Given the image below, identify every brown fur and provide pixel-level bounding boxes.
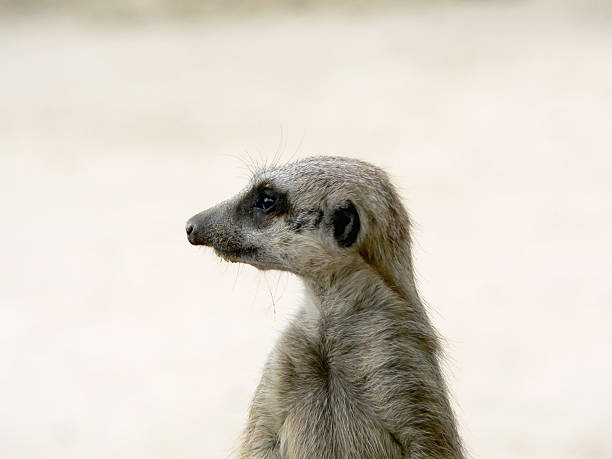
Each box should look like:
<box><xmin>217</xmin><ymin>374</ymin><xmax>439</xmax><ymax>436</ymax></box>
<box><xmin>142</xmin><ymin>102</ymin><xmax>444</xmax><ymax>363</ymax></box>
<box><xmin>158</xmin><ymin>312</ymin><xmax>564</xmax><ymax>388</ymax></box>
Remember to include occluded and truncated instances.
<box><xmin>186</xmin><ymin>157</ymin><xmax>464</xmax><ymax>458</ymax></box>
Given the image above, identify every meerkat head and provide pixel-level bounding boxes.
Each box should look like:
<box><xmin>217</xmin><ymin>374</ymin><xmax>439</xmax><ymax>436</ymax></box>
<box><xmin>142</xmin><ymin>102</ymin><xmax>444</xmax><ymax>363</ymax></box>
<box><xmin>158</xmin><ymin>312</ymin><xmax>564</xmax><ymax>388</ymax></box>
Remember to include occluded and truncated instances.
<box><xmin>186</xmin><ymin>157</ymin><xmax>415</xmax><ymax>295</ymax></box>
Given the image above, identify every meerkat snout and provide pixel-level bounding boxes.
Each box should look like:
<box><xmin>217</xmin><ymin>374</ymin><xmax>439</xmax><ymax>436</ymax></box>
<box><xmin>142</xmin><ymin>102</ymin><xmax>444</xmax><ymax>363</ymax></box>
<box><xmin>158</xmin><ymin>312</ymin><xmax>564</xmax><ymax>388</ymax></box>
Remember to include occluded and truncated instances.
<box><xmin>185</xmin><ymin>207</ymin><xmax>215</xmax><ymax>246</ymax></box>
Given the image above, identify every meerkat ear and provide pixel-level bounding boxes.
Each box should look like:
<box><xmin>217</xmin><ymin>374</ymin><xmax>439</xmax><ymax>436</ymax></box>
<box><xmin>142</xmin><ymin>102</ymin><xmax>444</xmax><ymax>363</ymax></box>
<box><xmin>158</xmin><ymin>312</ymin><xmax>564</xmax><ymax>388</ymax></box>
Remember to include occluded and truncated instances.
<box><xmin>332</xmin><ymin>201</ymin><xmax>360</xmax><ymax>247</ymax></box>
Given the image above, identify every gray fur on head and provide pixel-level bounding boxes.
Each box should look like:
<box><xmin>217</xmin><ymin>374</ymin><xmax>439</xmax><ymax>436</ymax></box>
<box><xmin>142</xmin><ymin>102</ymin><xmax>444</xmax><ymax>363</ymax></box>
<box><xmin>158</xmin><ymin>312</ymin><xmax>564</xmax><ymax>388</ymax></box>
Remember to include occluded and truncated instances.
<box><xmin>187</xmin><ymin>156</ymin><xmax>465</xmax><ymax>458</ymax></box>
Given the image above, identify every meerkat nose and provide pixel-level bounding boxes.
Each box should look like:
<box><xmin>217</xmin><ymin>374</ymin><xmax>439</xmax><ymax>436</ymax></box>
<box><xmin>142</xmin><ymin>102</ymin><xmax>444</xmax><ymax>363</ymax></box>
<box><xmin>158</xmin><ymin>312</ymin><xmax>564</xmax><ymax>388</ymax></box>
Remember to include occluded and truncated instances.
<box><xmin>186</xmin><ymin>209</ymin><xmax>216</xmax><ymax>246</ymax></box>
<box><xmin>185</xmin><ymin>219</ymin><xmax>199</xmax><ymax>244</ymax></box>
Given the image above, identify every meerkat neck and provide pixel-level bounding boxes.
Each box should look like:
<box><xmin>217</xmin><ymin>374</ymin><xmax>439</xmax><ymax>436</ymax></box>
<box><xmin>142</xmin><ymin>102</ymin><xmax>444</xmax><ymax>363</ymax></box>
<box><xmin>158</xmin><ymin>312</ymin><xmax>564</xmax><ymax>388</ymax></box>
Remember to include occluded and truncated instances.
<box><xmin>303</xmin><ymin>261</ymin><xmax>414</xmax><ymax>317</ymax></box>
<box><xmin>302</xmin><ymin>259</ymin><xmax>442</xmax><ymax>363</ymax></box>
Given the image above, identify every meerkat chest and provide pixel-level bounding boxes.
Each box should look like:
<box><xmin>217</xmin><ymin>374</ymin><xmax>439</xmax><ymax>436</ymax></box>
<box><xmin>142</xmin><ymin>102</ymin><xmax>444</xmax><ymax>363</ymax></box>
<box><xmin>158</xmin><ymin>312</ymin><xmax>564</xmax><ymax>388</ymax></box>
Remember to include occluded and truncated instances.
<box><xmin>266</xmin><ymin>312</ymin><xmax>403</xmax><ymax>458</ymax></box>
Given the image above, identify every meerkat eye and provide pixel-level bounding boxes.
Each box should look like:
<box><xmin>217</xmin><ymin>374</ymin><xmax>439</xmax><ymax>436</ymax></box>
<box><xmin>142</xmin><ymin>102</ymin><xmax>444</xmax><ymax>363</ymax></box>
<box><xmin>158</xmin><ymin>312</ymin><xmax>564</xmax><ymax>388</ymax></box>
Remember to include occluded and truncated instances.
<box><xmin>261</xmin><ymin>196</ymin><xmax>275</xmax><ymax>210</ymax></box>
<box><xmin>255</xmin><ymin>188</ymin><xmax>278</xmax><ymax>213</ymax></box>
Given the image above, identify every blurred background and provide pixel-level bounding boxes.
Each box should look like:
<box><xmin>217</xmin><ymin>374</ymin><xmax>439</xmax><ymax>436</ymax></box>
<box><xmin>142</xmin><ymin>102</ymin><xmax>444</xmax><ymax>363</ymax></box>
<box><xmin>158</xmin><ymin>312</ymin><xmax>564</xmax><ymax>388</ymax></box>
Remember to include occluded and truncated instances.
<box><xmin>2</xmin><ymin>0</ymin><xmax>611</xmax><ymax>457</ymax></box>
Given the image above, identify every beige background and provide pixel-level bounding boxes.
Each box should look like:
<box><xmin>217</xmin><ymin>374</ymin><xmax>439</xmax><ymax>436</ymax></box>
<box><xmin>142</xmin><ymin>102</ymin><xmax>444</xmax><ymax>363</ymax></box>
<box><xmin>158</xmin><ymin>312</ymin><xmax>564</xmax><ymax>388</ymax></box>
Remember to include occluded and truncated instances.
<box><xmin>2</xmin><ymin>1</ymin><xmax>612</xmax><ymax>457</ymax></box>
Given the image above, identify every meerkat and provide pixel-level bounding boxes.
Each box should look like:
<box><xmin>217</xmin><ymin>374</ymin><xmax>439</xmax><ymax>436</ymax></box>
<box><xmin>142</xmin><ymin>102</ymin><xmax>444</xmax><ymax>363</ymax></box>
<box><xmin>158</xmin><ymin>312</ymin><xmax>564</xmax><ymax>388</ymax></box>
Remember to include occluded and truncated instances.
<box><xmin>186</xmin><ymin>156</ymin><xmax>464</xmax><ymax>458</ymax></box>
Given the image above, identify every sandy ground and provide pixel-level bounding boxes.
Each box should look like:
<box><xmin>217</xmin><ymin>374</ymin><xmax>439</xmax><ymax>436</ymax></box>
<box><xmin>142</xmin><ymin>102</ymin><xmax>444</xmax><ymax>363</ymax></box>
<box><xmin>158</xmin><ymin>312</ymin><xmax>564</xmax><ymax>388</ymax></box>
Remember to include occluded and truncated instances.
<box><xmin>1</xmin><ymin>1</ymin><xmax>612</xmax><ymax>457</ymax></box>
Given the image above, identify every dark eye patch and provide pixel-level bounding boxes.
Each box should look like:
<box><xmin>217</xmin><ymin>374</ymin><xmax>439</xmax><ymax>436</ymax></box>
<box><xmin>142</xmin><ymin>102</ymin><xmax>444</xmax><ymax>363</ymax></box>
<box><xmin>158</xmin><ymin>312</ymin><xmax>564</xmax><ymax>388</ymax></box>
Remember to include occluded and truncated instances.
<box><xmin>252</xmin><ymin>185</ymin><xmax>288</xmax><ymax>218</ymax></box>
<box><xmin>235</xmin><ymin>184</ymin><xmax>288</xmax><ymax>228</ymax></box>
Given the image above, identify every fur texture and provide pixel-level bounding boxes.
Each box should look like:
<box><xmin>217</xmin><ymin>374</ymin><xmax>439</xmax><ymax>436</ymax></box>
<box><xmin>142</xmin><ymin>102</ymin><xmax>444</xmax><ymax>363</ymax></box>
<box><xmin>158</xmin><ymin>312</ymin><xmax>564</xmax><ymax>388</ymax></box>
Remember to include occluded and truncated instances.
<box><xmin>186</xmin><ymin>157</ymin><xmax>464</xmax><ymax>458</ymax></box>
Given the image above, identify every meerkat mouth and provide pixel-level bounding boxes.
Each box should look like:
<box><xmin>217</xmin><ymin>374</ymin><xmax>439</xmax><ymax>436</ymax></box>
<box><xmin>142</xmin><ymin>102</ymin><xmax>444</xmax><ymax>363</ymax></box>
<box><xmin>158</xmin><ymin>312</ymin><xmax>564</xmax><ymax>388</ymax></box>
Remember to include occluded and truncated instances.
<box><xmin>214</xmin><ymin>246</ymin><xmax>258</xmax><ymax>263</ymax></box>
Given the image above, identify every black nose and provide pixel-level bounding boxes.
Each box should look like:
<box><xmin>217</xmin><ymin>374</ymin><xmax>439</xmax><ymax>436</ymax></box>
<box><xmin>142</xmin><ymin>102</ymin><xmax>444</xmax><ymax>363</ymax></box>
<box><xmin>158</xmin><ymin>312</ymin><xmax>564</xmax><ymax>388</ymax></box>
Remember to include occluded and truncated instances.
<box><xmin>186</xmin><ymin>210</ymin><xmax>214</xmax><ymax>246</ymax></box>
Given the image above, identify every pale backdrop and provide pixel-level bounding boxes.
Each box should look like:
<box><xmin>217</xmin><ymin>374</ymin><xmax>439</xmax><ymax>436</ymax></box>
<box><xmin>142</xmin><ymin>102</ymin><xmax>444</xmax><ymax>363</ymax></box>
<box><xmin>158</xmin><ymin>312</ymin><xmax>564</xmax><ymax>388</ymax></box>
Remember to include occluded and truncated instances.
<box><xmin>2</xmin><ymin>1</ymin><xmax>611</xmax><ymax>457</ymax></box>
